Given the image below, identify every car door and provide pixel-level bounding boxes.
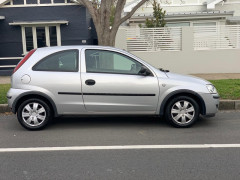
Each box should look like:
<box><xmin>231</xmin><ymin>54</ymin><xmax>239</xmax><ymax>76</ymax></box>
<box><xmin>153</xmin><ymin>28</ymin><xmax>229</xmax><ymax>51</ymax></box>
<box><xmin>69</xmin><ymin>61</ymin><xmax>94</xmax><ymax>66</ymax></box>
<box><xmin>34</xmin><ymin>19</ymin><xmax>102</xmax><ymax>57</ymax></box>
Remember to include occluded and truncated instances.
<box><xmin>30</xmin><ymin>49</ymin><xmax>85</xmax><ymax>115</ymax></box>
<box><xmin>80</xmin><ymin>48</ymin><xmax>159</xmax><ymax>114</ymax></box>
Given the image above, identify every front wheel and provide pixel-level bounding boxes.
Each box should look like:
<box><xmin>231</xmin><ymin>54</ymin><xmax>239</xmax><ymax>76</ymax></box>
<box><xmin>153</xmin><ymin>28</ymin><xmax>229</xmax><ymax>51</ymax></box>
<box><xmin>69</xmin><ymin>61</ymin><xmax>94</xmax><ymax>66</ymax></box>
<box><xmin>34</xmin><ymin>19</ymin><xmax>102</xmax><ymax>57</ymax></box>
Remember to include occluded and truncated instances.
<box><xmin>17</xmin><ymin>98</ymin><xmax>52</xmax><ymax>130</ymax></box>
<box><xmin>165</xmin><ymin>96</ymin><xmax>200</xmax><ymax>128</ymax></box>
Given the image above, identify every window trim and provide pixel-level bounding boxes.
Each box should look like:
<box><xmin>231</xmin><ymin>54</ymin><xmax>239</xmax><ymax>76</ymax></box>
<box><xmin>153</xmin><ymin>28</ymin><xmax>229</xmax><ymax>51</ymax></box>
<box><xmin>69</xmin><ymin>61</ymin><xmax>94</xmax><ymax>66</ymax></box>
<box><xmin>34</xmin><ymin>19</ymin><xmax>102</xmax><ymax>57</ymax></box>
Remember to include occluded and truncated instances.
<box><xmin>84</xmin><ymin>49</ymin><xmax>153</xmax><ymax>76</ymax></box>
<box><xmin>85</xmin><ymin>71</ymin><xmax>153</xmax><ymax>76</ymax></box>
<box><xmin>21</xmin><ymin>25</ymin><xmax>61</xmax><ymax>55</ymax></box>
<box><xmin>32</xmin><ymin>49</ymin><xmax>79</xmax><ymax>72</ymax></box>
<box><xmin>1</xmin><ymin>0</ymin><xmax>78</xmax><ymax>8</ymax></box>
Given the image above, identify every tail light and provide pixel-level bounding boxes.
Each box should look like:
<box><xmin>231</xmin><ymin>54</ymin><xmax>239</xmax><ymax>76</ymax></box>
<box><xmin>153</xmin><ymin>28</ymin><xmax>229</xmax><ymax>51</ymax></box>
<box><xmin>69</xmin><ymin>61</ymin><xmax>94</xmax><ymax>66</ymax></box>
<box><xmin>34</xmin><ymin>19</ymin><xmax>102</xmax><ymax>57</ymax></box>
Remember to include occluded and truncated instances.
<box><xmin>13</xmin><ymin>49</ymin><xmax>36</xmax><ymax>74</ymax></box>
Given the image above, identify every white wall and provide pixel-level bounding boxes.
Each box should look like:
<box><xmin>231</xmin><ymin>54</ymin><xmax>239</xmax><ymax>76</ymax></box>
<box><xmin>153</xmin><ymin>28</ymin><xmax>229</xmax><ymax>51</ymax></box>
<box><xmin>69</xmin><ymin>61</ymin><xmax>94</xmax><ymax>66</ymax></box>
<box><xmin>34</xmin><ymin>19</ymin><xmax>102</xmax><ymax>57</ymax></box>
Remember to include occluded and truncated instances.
<box><xmin>131</xmin><ymin>50</ymin><xmax>240</xmax><ymax>74</ymax></box>
<box><xmin>115</xmin><ymin>27</ymin><xmax>240</xmax><ymax>74</ymax></box>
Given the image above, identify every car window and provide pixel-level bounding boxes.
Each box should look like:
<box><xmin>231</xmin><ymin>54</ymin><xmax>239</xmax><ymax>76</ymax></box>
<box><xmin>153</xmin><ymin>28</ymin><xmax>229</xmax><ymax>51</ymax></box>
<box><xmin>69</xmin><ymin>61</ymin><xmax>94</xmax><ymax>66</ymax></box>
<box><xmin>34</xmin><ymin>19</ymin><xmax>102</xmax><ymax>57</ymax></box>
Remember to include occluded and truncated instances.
<box><xmin>85</xmin><ymin>49</ymin><xmax>142</xmax><ymax>75</ymax></box>
<box><xmin>33</xmin><ymin>50</ymin><xmax>78</xmax><ymax>72</ymax></box>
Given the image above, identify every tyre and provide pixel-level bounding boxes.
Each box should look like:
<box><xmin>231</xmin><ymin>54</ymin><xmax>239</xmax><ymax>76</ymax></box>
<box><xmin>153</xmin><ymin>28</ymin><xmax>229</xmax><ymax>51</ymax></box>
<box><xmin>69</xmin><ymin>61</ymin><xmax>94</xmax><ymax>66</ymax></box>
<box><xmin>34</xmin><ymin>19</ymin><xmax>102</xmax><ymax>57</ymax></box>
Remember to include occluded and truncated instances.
<box><xmin>17</xmin><ymin>98</ymin><xmax>52</xmax><ymax>130</ymax></box>
<box><xmin>165</xmin><ymin>96</ymin><xmax>200</xmax><ymax>128</ymax></box>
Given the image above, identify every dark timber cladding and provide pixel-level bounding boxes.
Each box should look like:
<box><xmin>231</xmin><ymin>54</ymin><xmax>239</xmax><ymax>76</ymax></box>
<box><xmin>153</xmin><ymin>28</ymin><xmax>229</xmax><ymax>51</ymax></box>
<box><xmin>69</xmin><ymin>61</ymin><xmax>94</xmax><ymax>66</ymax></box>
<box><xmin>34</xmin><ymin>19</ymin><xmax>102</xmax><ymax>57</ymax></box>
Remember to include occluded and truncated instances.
<box><xmin>0</xmin><ymin>5</ymin><xmax>97</xmax><ymax>75</ymax></box>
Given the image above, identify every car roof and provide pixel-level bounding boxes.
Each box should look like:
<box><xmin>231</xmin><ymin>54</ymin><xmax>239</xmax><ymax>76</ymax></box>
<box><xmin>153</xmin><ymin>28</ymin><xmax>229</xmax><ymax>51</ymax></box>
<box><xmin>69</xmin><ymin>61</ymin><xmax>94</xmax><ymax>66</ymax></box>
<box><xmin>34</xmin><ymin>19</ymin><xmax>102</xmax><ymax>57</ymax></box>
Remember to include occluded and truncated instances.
<box><xmin>37</xmin><ymin>45</ymin><xmax>118</xmax><ymax>51</ymax></box>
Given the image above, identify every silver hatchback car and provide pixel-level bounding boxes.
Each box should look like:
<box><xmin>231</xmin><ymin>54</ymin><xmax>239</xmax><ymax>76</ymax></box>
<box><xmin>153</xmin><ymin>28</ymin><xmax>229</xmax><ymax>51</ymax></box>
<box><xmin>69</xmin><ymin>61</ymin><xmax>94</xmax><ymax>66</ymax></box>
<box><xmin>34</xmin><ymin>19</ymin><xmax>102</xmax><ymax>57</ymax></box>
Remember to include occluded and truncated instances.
<box><xmin>7</xmin><ymin>46</ymin><xmax>219</xmax><ymax>130</ymax></box>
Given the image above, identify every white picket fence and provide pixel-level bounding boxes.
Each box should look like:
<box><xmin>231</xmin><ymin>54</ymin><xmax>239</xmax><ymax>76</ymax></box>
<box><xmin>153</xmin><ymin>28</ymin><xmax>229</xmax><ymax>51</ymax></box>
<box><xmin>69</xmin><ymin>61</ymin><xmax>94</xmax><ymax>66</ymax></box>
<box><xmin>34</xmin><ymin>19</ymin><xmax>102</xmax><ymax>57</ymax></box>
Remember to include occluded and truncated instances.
<box><xmin>125</xmin><ymin>25</ymin><xmax>240</xmax><ymax>51</ymax></box>
<box><xmin>193</xmin><ymin>25</ymin><xmax>240</xmax><ymax>50</ymax></box>
<box><xmin>126</xmin><ymin>27</ymin><xmax>182</xmax><ymax>51</ymax></box>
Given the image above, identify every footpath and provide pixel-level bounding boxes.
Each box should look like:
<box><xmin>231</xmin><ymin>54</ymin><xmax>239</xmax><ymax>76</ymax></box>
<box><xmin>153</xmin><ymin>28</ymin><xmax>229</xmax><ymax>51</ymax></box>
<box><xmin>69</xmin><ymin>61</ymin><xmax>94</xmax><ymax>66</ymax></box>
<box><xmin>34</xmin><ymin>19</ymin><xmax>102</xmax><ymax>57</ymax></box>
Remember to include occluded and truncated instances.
<box><xmin>191</xmin><ymin>73</ymin><xmax>240</xmax><ymax>80</ymax></box>
<box><xmin>1</xmin><ymin>74</ymin><xmax>240</xmax><ymax>113</ymax></box>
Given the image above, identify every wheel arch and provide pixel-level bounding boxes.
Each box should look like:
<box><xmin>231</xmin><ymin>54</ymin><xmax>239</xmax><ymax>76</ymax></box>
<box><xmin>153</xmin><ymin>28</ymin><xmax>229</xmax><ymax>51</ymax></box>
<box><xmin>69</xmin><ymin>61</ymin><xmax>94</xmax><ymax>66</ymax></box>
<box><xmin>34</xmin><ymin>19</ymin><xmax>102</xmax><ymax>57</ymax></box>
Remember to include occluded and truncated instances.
<box><xmin>12</xmin><ymin>91</ymin><xmax>58</xmax><ymax>117</ymax></box>
<box><xmin>159</xmin><ymin>90</ymin><xmax>206</xmax><ymax>117</ymax></box>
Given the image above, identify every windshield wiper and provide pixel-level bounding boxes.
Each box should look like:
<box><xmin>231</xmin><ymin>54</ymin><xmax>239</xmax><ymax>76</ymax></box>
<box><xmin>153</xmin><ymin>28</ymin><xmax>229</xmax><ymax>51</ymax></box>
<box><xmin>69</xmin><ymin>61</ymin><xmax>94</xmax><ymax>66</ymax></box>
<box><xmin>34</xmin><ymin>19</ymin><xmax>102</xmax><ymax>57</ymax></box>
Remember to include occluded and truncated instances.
<box><xmin>159</xmin><ymin>68</ymin><xmax>169</xmax><ymax>73</ymax></box>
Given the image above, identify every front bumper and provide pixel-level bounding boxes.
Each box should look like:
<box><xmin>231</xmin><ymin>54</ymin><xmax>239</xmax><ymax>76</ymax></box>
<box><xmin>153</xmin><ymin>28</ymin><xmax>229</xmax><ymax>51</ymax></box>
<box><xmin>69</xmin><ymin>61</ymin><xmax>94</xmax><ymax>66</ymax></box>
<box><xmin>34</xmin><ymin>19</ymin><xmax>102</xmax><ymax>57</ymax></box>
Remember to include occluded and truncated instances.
<box><xmin>200</xmin><ymin>93</ymin><xmax>220</xmax><ymax>116</ymax></box>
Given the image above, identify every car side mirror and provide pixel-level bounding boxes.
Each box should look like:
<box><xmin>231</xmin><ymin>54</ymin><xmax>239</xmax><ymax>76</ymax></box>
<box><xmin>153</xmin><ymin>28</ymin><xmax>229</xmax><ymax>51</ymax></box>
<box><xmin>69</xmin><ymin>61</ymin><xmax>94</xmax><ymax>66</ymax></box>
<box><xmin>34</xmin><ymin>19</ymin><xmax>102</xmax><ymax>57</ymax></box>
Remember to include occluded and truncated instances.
<box><xmin>138</xmin><ymin>66</ymin><xmax>152</xmax><ymax>76</ymax></box>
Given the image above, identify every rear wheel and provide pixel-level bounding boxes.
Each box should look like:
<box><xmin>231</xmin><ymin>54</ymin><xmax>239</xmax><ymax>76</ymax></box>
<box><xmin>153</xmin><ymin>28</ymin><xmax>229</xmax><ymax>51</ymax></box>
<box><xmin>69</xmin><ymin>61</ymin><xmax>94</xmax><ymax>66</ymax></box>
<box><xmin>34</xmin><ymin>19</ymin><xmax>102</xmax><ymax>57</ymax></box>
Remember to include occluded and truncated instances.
<box><xmin>17</xmin><ymin>98</ymin><xmax>52</xmax><ymax>130</ymax></box>
<box><xmin>165</xmin><ymin>96</ymin><xmax>200</xmax><ymax>128</ymax></box>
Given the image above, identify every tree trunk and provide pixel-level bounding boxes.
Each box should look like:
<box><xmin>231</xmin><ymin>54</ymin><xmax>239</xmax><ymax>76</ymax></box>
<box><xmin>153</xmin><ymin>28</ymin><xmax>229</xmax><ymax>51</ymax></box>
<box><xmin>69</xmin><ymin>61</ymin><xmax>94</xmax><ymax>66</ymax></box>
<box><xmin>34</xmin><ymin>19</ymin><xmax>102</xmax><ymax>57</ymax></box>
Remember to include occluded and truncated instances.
<box><xmin>79</xmin><ymin>0</ymin><xmax>149</xmax><ymax>47</ymax></box>
<box><xmin>96</xmin><ymin>28</ymin><xmax>117</xmax><ymax>47</ymax></box>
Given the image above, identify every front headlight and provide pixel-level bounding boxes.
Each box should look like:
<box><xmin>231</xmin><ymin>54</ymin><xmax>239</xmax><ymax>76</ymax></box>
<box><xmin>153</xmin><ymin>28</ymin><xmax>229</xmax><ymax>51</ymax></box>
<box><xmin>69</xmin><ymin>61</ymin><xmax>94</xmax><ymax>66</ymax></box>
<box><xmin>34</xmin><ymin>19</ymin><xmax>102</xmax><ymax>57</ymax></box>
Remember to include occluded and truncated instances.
<box><xmin>206</xmin><ymin>84</ymin><xmax>217</xmax><ymax>94</ymax></box>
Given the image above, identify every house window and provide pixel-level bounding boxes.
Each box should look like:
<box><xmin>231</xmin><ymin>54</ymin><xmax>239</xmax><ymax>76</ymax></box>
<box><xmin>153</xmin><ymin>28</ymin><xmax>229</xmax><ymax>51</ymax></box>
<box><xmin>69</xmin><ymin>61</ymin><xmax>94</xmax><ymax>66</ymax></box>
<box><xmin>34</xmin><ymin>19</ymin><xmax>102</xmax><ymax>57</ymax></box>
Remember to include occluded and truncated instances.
<box><xmin>40</xmin><ymin>0</ymin><xmax>51</xmax><ymax>3</ymax></box>
<box><xmin>27</xmin><ymin>0</ymin><xmax>38</xmax><ymax>4</ymax></box>
<box><xmin>54</xmin><ymin>0</ymin><xmax>65</xmax><ymax>3</ymax></box>
<box><xmin>3</xmin><ymin>0</ymin><xmax>77</xmax><ymax>6</ymax></box>
<box><xmin>25</xmin><ymin>27</ymin><xmax>34</xmax><ymax>51</ymax></box>
<box><xmin>36</xmin><ymin>27</ymin><xmax>47</xmax><ymax>47</ymax></box>
<box><xmin>166</xmin><ymin>22</ymin><xmax>190</xmax><ymax>27</ymax></box>
<box><xmin>21</xmin><ymin>25</ymin><xmax>61</xmax><ymax>54</ymax></box>
<box><xmin>193</xmin><ymin>22</ymin><xmax>217</xmax><ymax>26</ymax></box>
<box><xmin>13</xmin><ymin>0</ymin><xmax>24</xmax><ymax>5</ymax></box>
<box><xmin>49</xmin><ymin>26</ymin><xmax>57</xmax><ymax>46</ymax></box>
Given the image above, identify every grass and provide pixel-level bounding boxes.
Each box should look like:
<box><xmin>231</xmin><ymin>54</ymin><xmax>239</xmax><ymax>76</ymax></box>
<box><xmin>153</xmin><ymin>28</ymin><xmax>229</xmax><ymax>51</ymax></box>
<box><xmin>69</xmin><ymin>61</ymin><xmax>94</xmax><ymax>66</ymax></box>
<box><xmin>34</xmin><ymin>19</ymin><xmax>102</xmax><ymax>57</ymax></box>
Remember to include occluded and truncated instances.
<box><xmin>210</xmin><ymin>79</ymin><xmax>240</xmax><ymax>100</ymax></box>
<box><xmin>0</xmin><ymin>84</ymin><xmax>11</xmax><ymax>104</ymax></box>
<box><xmin>0</xmin><ymin>79</ymin><xmax>239</xmax><ymax>104</ymax></box>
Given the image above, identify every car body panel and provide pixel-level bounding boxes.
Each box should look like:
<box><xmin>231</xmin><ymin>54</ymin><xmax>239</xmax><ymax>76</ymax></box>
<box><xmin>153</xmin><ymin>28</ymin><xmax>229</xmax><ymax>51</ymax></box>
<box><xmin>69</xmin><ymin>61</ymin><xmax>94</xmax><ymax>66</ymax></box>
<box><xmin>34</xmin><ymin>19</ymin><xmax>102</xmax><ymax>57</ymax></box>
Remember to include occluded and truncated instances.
<box><xmin>81</xmin><ymin>72</ymin><xmax>159</xmax><ymax>114</ymax></box>
<box><xmin>80</xmin><ymin>47</ymin><xmax>160</xmax><ymax>114</ymax></box>
<box><xmin>9</xmin><ymin>47</ymin><xmax>86</xmax><ymax>115</ymax></box>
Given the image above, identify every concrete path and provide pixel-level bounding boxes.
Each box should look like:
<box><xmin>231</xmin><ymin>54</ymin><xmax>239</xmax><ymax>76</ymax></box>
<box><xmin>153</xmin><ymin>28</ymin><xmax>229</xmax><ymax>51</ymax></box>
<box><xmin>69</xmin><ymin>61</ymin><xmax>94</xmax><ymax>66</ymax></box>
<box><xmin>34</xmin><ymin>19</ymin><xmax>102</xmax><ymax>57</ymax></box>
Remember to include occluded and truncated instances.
<box><xmin>1</xmin><ymin>73</ymin><xmax>240</xmax><ymax>84</ymax></box>
<box><xmin>191</xmin><ymin>73</ymin><xmax>240</xmax><ymax>80</ymax></box>
<box><xmin>0</xmin><ymin>76</ymin><xmax>11</xmax><ymax>84</ymax></box>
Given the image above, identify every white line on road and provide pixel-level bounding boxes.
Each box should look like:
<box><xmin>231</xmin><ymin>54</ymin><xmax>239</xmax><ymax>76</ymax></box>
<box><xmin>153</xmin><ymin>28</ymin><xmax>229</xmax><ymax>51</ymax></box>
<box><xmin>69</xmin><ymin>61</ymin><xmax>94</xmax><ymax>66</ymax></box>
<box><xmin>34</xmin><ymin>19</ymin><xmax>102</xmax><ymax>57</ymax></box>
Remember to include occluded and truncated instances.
<box><xmin>1</xmin><ymin>144</ymin><xmax>240</xmax><ymax>152</ymax></box>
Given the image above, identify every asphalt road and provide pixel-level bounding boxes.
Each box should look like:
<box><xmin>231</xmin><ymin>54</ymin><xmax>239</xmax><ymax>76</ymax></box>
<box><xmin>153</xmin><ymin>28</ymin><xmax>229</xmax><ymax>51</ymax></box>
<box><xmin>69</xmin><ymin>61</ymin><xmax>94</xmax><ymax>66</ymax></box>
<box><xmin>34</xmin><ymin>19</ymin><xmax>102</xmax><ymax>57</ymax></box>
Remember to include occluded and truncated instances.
<box><xmin>0</xmin><ymin>111</ymin><xmax>240</xmax><ymax>180</ymax></box>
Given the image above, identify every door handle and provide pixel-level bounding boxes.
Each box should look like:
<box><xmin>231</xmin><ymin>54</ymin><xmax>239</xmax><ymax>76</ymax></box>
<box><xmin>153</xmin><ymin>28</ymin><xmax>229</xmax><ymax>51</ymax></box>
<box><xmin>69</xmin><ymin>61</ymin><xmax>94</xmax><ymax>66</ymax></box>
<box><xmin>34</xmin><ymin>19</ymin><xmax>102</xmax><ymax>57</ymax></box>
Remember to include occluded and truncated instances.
<box><xmin>85</xmin><ymin>79</ymin><xmax>96</xmax><ymax>86</ymax></box>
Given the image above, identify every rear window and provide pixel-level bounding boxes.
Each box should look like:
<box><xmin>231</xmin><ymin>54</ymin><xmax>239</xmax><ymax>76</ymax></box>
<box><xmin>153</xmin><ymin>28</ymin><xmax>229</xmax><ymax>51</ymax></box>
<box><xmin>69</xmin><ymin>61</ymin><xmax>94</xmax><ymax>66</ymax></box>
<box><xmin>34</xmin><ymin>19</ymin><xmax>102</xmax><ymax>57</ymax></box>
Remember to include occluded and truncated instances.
<box><xmin>33</xmin><ymin>50</ymin><xmax>78</xmax><ymax>72</ymax></box>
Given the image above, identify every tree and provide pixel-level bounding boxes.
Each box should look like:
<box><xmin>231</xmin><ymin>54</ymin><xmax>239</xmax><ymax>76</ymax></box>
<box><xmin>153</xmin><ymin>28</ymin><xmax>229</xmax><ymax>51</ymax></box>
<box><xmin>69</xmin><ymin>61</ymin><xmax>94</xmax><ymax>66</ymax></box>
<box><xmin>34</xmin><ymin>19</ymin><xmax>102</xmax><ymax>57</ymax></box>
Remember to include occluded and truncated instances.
<box><xmin>145</xmin><ymin>0</ymin><xmax>166</xmax><ymax>28</ymax></box>
<box><xmin>75</xmin><ymin>0</ymin><xmax>149</xmax><ymax>46</ymax></box>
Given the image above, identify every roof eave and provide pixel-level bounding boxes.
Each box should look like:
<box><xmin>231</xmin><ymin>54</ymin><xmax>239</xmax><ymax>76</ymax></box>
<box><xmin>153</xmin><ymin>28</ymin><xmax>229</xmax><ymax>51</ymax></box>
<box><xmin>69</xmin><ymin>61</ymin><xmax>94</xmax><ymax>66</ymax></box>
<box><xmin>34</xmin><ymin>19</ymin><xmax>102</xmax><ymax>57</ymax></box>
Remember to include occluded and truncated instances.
<box><xmin>130</xmin><ymin>11</ymin><xmax>234</xmax><ymax>22</ymax></box>
<box><xmin>0</xmin><ymin>0</ymin><xmax>10</xmax><ymax>6</ymax></box>
<box><xmin>9</xmin><ymin>20</ymin><xmax>69</xmax><ymax>26</ymax></box>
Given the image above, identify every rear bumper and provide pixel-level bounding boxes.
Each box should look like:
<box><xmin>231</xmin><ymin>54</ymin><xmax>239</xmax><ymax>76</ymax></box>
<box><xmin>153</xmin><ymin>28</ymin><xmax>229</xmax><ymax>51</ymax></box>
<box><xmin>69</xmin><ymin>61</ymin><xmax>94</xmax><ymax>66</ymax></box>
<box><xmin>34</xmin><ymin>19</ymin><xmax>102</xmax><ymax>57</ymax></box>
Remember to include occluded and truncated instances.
<box><xmin>7</xmin><ymin>88</ymin><xmax>31</xmax><ymax>113</ymax></box>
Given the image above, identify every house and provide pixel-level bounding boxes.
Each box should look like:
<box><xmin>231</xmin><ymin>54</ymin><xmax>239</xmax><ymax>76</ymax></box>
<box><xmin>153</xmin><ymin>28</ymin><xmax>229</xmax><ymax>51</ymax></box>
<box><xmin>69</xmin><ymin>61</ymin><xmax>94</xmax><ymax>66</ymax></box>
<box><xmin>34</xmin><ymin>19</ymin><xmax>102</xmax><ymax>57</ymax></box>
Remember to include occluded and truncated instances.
<box><xmin>124</xmin><ymin>0</ymin><xmax>240</xmax><ymax>27</ymax></box>
<box><xmin>0</xmin><ymin>0</ymin><xmax>97</xmax><ymax>75</ymax></box>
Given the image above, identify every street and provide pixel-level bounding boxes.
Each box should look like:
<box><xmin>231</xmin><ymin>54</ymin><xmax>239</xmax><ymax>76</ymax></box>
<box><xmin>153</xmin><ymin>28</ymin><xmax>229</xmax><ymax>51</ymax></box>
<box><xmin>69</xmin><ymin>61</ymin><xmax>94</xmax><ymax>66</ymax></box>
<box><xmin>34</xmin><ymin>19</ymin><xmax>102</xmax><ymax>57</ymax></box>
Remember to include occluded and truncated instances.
<box><xmin>0</xmin><ymin>111</ymin><xmax>240</xmax><ymax>179</ymax></box>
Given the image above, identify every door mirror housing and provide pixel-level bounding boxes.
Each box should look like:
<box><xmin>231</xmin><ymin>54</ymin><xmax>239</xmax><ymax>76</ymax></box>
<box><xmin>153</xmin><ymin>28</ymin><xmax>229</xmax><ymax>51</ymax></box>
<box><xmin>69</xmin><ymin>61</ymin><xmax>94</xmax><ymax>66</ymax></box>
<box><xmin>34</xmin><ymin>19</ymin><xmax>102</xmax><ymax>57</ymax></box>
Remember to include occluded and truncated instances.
<box><xmin>138</xmin><ymin>66</ymin><xmax>152</xmax><ymax>76</ymax></box>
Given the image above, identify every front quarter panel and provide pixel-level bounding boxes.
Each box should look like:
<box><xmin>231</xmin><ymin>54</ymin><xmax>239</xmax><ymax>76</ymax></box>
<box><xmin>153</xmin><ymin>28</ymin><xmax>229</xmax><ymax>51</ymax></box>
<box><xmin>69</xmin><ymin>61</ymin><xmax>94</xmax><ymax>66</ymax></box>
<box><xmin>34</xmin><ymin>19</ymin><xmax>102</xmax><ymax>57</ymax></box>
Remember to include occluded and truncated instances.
<box><xmin>157</xmin><ymin>77</ymin><xmax>219</xmax><ymax>116</ymax></box>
